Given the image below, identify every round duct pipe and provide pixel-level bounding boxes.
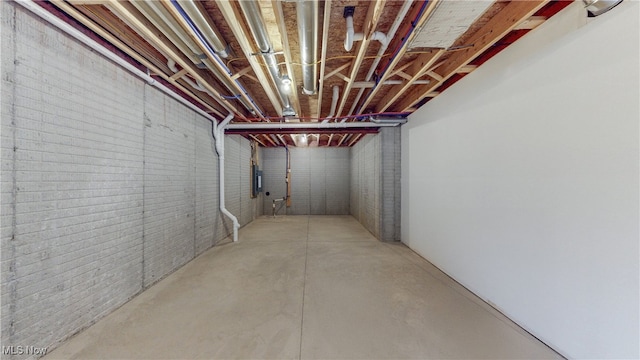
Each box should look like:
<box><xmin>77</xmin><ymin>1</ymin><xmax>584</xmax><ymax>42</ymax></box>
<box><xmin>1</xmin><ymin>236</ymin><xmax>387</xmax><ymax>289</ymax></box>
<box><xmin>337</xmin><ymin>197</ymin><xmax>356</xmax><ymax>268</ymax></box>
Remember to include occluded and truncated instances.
<box><xmin>583</xmin><ymin>0</ymin><xmax>623</xmax><ymax>16</ymax></box>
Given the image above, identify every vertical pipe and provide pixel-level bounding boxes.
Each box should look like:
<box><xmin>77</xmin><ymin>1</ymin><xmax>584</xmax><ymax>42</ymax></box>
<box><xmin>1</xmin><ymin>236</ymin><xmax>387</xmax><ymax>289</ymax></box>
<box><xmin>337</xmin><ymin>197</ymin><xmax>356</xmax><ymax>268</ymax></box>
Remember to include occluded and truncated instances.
<box><xmin>215</xmin><ymin>114</ymin><xmax>240</xmax><ymax>242</ymax></box>
<box><xmin>285</xmin><ymin>146</ymin><xmax>292</xmax><ymax>207</ymax></box>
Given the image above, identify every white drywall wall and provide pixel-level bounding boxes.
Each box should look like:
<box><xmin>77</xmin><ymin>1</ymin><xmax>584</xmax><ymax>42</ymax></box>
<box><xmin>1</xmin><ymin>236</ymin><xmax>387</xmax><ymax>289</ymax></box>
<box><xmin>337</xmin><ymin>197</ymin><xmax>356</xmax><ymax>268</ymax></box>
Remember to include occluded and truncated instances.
<box><xmin>402</xmin><ymin>2</ymin><xmax>639</xmax><ymax>358</ymax></box>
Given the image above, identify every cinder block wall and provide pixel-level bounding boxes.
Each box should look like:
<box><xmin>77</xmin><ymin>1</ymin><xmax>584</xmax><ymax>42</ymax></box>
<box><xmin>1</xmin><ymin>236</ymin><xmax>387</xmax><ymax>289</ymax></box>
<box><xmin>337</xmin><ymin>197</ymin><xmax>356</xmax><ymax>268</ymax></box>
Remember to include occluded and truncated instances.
<box><xmin>261</xmin><ymin>147</ymin><xmax>349</xmax><ymax>215</ymax></box>
<box><xmin>0</xmin><ymin>3</ymin><xmax>260</xmax><ymax>358</ymax></box>
<box><xmin>350</xmin><ymin>128</ymin><xmax>401</xmax><ymax>241</ymax></box>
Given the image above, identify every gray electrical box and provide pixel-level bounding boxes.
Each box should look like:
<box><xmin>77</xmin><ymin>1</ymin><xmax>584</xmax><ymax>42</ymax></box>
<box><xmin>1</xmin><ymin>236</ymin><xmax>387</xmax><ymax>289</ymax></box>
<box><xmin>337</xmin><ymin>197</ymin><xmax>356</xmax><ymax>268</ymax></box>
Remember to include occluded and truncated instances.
<box><xmin>252</xmin><ymin>165</ymin><xmax>262</xmax><ymax>197</ymax></box>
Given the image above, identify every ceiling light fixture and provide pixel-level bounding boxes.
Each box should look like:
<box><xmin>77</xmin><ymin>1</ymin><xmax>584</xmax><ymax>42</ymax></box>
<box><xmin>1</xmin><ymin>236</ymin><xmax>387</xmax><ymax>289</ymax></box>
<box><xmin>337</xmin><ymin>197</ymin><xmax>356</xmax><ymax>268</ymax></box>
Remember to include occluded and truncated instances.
<box><xmin>281</xmin><ymin>74</ymin><xmax>292</xmax><ymax>94</ymax></box>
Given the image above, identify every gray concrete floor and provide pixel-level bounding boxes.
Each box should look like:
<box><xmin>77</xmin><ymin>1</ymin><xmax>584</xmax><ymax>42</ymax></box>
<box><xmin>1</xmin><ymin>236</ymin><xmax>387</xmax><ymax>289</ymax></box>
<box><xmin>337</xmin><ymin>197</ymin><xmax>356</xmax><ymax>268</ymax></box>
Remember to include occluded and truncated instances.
<box><xmin>45</xmin><ymin>215</ymin><xmax>562</xmax><ymax>359</ymax></box>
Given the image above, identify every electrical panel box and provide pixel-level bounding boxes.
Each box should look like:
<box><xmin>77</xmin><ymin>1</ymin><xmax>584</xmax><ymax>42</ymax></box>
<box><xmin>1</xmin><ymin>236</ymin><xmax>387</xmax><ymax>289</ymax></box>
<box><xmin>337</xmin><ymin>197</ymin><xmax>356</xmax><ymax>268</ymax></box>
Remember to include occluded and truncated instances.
<box><xmin>252</xmin><ymin>164</ymin><xmax>262</xmax><ymax>197</ymax></box>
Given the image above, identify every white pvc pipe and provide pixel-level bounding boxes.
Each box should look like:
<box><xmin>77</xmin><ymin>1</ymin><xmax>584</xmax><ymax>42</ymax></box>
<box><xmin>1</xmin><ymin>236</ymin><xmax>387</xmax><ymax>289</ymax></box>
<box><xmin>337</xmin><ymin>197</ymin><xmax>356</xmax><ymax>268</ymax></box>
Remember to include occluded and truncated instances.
<box><xmin>17</xmin><ymin>0</ymin><xmax>241</xmax><ymax>243</ymax></box>
<box><xmin>344</xmin><ymin>16</ymin><xmax>364</xmax><ymax>51</ymax></box>
<box><xmin>214</xmin><ymin>114</ymin><xmax>240</xmax><ymax>243</ymax></box>
<box><xmin>321</xmin><ymin>85</ymin><xmax>340</xmax><ymax>123</ymax></box>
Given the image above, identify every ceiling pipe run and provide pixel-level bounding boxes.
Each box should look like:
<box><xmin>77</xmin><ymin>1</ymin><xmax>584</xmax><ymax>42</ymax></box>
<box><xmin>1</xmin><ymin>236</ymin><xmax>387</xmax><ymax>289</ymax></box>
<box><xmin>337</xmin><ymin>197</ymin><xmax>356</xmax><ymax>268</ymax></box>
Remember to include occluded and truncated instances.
<box><xmin>177</xmin><ymin>0</ymin><xmax>229</xmax><ymax>58</ymax></box>
<box><xmin>169</xmin><ymin>0</ymin><xmax>265</xmax><ymax>117</ymax></box>
<box><xmin>239</xmin><ymin>0</ymin><xmax>296</xmax><ymax>116</ymax></box>
<box><xmin>297</xmin><ymin>0</ymin><xmax>319</xmax><ymax>95</ymax></box>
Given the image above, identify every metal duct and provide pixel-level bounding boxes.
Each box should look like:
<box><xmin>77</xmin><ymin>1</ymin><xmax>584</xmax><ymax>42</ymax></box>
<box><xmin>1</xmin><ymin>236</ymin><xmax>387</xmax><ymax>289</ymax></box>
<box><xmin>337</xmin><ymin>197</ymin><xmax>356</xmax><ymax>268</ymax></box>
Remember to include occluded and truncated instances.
<box><xmin>238</xmin><ymin>1</ymin><xmax>295</xmax><ymax>116</ymax></box>
<box><xmin>297</xmin><ymin>0</ymin><xmax>319</xmax><ymax>95</ymax></box>
<box><xmin>583</xmin><ymin>0</ymin><xmax>624</xmax><ymax>16</ymax></box>
<box><xmin>178</xmin><ymin>0</ymin><xmax>229</xmax><ymax>58</ymax></box>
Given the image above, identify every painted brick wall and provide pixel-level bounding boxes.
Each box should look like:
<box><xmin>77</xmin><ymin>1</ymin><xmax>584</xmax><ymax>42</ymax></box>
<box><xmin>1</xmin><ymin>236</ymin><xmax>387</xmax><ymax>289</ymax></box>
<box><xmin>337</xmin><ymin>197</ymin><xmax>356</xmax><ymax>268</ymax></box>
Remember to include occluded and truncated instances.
<box><xmin>1</xmin><ymin>3</ymin><xmax>145</xmax><ymax>353</ymax></box>
<box><xmin>142</xmin><ymin>86</ymin><xmax>196</xmax><ymax>287</ymax></box>
<box><xmin>350</xmin><ymin>134</ymin><xmax>380</xmax><ymax>237</ymax></box>
<box><xmin>350</xmin><ymin>128</ymin><xmax>401</xmax><ymax>241</ymax></box>
<box><xmin>0</xmin><ymin>4</ymin><xmax>260</xmax><ymax>358</ymax></box>
<box><xmin>195</xmin><ymin>116</ymin><xmax>219</xmax><ymax>255</ymax></box>
<box><xmin>261</xmin><ymin>147</ymin><xmax>350</xmax><ymax>215</ymax></box>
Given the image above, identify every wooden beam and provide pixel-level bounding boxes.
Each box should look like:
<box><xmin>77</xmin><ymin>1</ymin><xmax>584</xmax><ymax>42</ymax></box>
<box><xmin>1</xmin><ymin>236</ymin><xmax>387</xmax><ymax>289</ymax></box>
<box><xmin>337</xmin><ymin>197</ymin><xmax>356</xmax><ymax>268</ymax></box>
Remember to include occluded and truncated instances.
<box><xmin>263</xmin><ymin>134</ymin><xmax>277</xmax><ymax>147</ymax></box>
<box><xmin>457</xmin><ymin>65</ymin><xmax>477</xmax><ymax>74</ymax></box>
<box><xmin>334</xmin><ymin>72</ymin><xmax>351</xmax><ymax>84</ymax></box>
<box><xmin>394</xmin><ymin>0</ymin><xmax>549</xmax><ymax>111</ymax></box>
<box><xmin>231</xmin><ymin>66</ymin><xmax>253</xmax><ymax>80</ymax></box>
<box><xmin>375</xmin><ymin>49</ymin><xmax>444</xmax><ymax>112</ymax></box>
<box><xmin>337</xmin><ymin>134</ymin><xmax>350</xmax><ymax>146</ymax></box>
<box><xmin>53</xmin><ymin>0</ymin><xmax>229</xmax><ymax>118</ymax></box>
<box><xmin>514</xmin><ymin>15</ymin><xmax>547</xmax><ymax>30</ymax></box>
<box><xmin>356</xmin><ymin>0</ymin><xmax>442</xmax><ymax>113</ymax></box>
<box><xmin>348</xmin><ymin>133</ymin><xmax>362</xmax><ymax>146</ymax></box>
<box><xmin>316</xmin><ymin>0</ymin><xmax>332</xmax><ymax>118</ymax></box>
<box><xmin>396</xmin><ymin>71</ymin><xmax>413</xmax><ymax>81</ymax></box>
<box><xmin>425</xmin><ymin>70</ymin><xmax>443</xmax><ymax>82</ymax></box>
<box><xmin>277</xmin><ymin>134</ymin><xmax>286</xmax><ymax>146</ymax></box>
<box><xmin>249</xmin><ymin>134</ymin><xmax>267</xmax><ymax>147</ymax></box>
<box><xmin>106</xmin><ymin>1</ymin><xmax>247</xmax><ymax>119</ymax></box>
<box><xmin>324</xmin><ymin>63</ymin><xmax>351</xmax><ymax>81</ymax></box>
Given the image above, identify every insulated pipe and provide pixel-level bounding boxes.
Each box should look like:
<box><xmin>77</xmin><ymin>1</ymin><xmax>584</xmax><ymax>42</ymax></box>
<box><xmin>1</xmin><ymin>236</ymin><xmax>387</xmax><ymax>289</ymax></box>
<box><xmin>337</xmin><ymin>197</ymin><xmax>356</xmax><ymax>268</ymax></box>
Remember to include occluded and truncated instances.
<box><xmin>344</xmin><ymin>15</ymin><xmax>364</xmax><ymax>51</ymax></box>
<box><xmin>170</xmin><ymin>0</ymin><xmax>265</xmax><ymax>117</ymax></box>
<box><xmin>17</xmin><ymin>0</ymin><xmax>242</xmax><ymax>244</ymax></box>
<box><xmin>297</xmin><ymin>0</ymin><xmax>319</xmax><ymax>94</ymax></box>
<box><xmin>130</xmin><ymin>1</ymin><xmax>204</xmax><ymax>64</ymax></box>
<box><xmin>239</xmin><ymin>1</ymin><xmax>293</xmax><ymax>113</ymax></box>
<box><xmin>321</xmin><ymin>85</ymin><xmax>340</xmax><ymax>123</ymax></box>
<box><xmin>214</xmin><ymin>114</ymin><xmax>241</xmax><ymax>243</ymax></box>
<box><xmin>178</xmin><ymin>0</ymin><xmax>229</xmax><ymax>58</ymax></box>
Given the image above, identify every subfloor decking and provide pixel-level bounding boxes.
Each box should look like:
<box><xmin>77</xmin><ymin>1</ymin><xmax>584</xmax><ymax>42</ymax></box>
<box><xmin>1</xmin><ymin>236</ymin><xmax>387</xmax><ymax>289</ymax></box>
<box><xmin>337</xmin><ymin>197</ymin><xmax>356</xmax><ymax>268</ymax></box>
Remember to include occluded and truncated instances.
<box><xmin>45</xmin><ymin>215</ymin><xmax>561</xmax><ymax>359</ymax></box>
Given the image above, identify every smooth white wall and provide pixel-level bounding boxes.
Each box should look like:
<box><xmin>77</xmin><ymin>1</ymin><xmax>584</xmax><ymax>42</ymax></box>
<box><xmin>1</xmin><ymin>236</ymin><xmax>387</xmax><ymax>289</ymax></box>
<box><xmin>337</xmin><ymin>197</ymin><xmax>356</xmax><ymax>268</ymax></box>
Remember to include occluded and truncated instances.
<box><xmin>402</xmin><ymin>2</ymin><xmax>639</xmax><ymax>358</ymax></box>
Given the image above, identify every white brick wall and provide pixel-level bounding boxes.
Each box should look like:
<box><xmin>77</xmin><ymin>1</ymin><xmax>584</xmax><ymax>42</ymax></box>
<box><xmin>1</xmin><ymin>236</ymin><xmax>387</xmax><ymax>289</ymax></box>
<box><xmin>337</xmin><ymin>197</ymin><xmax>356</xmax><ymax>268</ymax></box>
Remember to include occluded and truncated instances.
<box><xmin>195</xmin><ymin>115</ymin><xmax>218</xmax><ymax>254</ymax></box>
<box><xmin>142</xmin><ymin>86</ymin><xmax>195</xmax><ymax>287</ymax></box>
<box><xmin>350</xmin><ymin>128</ymin><xmax>401</xmax><ymax>241</ymax></box>
<box><xmin>2</xmin><ymin>3</ymin><xmax>144</xmax><ymax>353</ymax></box>
<box><xmin>0</xmin><ymin>3</ymin><xmax>261</xmax><ymax>358</ymax></box>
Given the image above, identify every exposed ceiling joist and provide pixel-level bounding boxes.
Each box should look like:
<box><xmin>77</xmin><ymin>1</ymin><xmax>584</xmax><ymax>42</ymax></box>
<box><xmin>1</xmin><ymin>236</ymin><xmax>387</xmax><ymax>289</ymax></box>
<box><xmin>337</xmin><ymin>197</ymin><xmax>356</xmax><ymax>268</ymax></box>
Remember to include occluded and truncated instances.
<box><xmin>50</xmin><ymin>0</ymin><xmax>229</xmax><ymax>119</ymax></box>
<box><xmin>355</xmin><ymin>0</ymin><xmax>442</xmax><ymax>114</ymax></box>
<box><xmin>214</xmin><ymin>0</ymin><xmax>283</xmax><ymax>117</ymax></box>
<box><xmin>376</xmin><ymin>49</ymin><xmax>445</xmax><ymax>113</ymax></box>
<box><xmin>395</xmin><ymin>0</ymin><xmax>549</xmax><ymax>112</ymax></box>
<box><xmin>106</xmin><ymin>0</ymin><xmax>251</xmax><ymax>119</ymax></box>
<box><xmin>272</xmin><ymin>0</ymin><xmax>302</xmax><ymax>117</ymax></box>
<box><xmin>335</xmin><ymin>0</ymin><xmax>385</xmax><ymax>118</ymax></box>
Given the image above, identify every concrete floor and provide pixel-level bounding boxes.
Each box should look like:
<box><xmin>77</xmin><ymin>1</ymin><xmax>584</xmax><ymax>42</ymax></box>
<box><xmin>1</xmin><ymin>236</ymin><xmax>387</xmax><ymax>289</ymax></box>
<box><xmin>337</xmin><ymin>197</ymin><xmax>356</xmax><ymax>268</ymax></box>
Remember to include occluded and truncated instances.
<box><xmin>45</xmin><ymin>215</ymin><xmax>562</xmax><ymax>359</ymax></box>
